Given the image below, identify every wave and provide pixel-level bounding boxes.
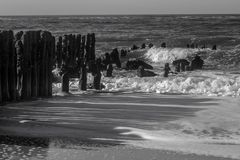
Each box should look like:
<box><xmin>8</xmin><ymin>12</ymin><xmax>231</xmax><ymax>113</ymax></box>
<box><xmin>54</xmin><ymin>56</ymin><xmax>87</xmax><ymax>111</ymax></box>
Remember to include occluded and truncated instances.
<box><xmin>144</xmin><ymin>47</ymin><xmax>200</xmax><ymax>63</ymax></box>
<box><xmin>52</xmin><ymin>70</ymin><xmax>240</xmax><ymax>97</ymax></box>
<box><xmin>143</xmin><ymin>46</ymin><xmax>240</xmax><ymax>68</ymax></box>
<box><xmin>102</xmin><ymin>71</ymin><xmax>240</xmax><ymax>97</ymax></box>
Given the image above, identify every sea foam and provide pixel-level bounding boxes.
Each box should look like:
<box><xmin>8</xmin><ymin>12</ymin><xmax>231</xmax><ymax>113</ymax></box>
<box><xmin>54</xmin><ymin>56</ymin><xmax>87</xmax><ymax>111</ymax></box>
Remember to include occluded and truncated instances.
<box><xmin>144</xmin><ymin>47</ymin><xmax>201</xmax><ymax>63</ymax></box>
<box><xmin>101</xmin><ymin>70</ymin><xmax>240</xmax><ymax>97</ymax></box>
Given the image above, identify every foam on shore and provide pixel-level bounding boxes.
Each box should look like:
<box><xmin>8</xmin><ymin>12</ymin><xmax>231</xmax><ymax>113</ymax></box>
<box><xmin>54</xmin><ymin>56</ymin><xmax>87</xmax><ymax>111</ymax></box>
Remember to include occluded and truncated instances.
<box><xmin>114</xmin><ymin>97</ymin><xmax>240</xmax><ymax>159</ymax></box>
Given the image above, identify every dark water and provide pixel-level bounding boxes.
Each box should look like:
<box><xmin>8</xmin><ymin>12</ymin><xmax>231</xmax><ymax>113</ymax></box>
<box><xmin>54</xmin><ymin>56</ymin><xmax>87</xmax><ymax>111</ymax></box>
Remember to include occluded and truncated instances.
<box><xmin>1</xmin><ymin>15</ymin><xmax>240</xmax><ymax>53</ymax></box>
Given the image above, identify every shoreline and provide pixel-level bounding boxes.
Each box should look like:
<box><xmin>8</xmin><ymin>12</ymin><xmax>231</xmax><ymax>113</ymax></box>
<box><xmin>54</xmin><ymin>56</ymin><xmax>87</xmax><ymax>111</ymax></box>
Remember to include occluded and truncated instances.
<box><xmin>0</xmin><ymin>93</ymin><xmax>240</xmax><ymax>159</ymax></box>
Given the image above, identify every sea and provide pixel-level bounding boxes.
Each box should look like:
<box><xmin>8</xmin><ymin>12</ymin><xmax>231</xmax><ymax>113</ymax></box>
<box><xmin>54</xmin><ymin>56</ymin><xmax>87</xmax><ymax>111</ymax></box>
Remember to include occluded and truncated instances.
<box><xmin>1</xmin><ymin>15</ymin><xmax>240</xmax><ymax>96</ymax></box>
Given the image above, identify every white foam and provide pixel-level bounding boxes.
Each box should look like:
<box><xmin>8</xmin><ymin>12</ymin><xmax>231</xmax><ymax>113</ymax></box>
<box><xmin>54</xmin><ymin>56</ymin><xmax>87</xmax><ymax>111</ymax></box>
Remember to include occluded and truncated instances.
<box><xmin>113</xmin><ymin>96</ymin><xmax>240</xmax><ymax>159</ymax></box>
<box><xmin>101</xmin><ymin>71</ymin><xmax>240</xmax><ymax>97</ymax></box>
<box><xmin>115</xmin><ymin>127</ymin><xmax>240</xmax><ymax>159</ymax></box>
<box><xmin>144</xmin><ymin>47</ymin><xmax>204</xmax><ymax>63</ymax></box>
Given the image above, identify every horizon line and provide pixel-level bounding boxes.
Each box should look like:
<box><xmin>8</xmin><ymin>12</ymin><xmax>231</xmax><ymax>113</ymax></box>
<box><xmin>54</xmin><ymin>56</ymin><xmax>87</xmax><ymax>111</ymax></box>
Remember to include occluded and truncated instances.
<box><xmin>1</xmin><ymin>13</ymin><xmax>240</xmax><ymax>17</ymax></box>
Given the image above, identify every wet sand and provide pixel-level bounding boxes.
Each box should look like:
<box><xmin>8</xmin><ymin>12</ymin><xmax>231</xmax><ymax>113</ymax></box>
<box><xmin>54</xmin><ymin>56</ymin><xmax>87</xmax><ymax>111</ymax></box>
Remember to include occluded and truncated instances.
<box><xmin>0</xmin><ymin>93</ymin><xmax>239</xmax><ymax>160</ymax></box>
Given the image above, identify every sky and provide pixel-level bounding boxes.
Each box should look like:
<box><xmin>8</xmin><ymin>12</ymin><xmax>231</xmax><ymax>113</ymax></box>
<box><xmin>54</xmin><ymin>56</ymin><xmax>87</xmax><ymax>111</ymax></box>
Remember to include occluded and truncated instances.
<box><xmin>0</xmin><ymin>0</ymin><xmax>240</xmax><ymax>15</ymax></box>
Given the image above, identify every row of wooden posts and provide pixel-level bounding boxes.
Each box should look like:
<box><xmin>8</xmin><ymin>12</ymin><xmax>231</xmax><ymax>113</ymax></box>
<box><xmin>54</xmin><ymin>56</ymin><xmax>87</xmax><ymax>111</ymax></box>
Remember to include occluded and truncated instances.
<box><xmin>0</xmin><ymin>30</ymin><xmax>96</xmax><ymax>105</ymax></box>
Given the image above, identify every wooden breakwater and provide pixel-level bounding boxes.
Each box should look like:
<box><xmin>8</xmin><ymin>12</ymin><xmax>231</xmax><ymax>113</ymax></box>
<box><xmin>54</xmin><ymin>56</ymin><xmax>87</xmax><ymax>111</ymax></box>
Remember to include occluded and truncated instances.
<box><xmin>0</xmin><ymin>30</ymin><xmax>96</xmax><ymax>105</ymax></box>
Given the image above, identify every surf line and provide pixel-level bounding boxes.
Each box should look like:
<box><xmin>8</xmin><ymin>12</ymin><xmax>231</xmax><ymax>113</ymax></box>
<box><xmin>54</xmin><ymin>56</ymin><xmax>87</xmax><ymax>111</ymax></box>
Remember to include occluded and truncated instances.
<box><xmin>47</xmin><ymin>100</ymin><xmax>201</xmax><ymax>108</ymax></box>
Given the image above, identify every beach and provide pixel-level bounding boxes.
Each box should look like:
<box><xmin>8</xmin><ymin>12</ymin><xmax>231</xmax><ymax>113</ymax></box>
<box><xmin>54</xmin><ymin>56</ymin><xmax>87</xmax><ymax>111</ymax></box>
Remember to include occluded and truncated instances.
<box><xmin>0</xmin><ymin>93</ymin><xmax>239</xmax><ymax>159</ymax></box>
<box><xmin>1</xmin><ymin>14</ymin><xmax>240</xmax><ymax>160</ymax></box>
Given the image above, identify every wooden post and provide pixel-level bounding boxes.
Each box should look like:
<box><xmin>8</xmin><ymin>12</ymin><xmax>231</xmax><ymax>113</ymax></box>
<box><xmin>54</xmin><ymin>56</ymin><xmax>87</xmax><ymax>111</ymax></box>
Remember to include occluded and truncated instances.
<box><xmin>79</xmin><ymin>35</ymin><xmax>87</xmax><ymax>91</ymax></box>
<box><xmin>180</xmin><ymin>63</ymin><xmax>185</xmax><ymax>72</ymax></box>
<box><xmin>56</xmin><ymin>36</ymin><xmax>63</xmax><ymax>68</ymax></box>
<box><xmin>44</xmin><ymin>32</ymin><xmax>53</xmax><ymax>97</ymax></box>
<box><xmin>93</xmin><ymin>58</ymin><xmax>102</xmax><ymax>90</ymax></box>
<box><xmin>80</xmin><ymin>35</ymin><xmax>85</xmax><ymax>59</ymax></box>
<box><xmin>106</xmin><ymin>64</ymin><xmax>113</xmax><ymax>77</ymax></box>
<box><xmin>39</xmin><ymin>32</ymin><xmax>46</xmax><ymax>96</ymax></box>
<box><xmin>0</xmin><ymin>31</ymin><xmax>2</xmax><ymax>104</ymax></box>
<box><xmin>61</xmin><ymin>73</ymin><xmax>69</xmax><ymax>93</ymax></box>
<box><xmin>1</xmin><ymin>31</ymin><xmax>10</xmax><ymax>101</ymax></box>
<box><xmin>31</xmin><ymin>31</ymin><xmax>41</xmax><ymax>97</ymax></box>
<box><xmin>62</xmin><ymin>35</ymin><xmax>68</xmax><ymax>67</ymax></box>
<box><xmin>79</xmin><ymin>63</ymin><xmax>87</xmax><ymax>91</ymax></box>
<box><xmin>86</xmin><ymin>34</ymin><xmax>91</xmax><ymax>62</ymax></box>
<box><xmin>15</xmin><ymin>32</ymin><xmax>24</xmax><ymax>100</ymax></box>
<box><xmin>61</xmin><ymin>35</ymin><xmax>69</xmax><ymax>93</ymax></box>
<box><xmin>90</xmin><ymin>33</ymin><xmax>96</xmax><ymax>61</ymax></box>
<box><xmin>76</xmin><ymin>34</ymin><xmax>81</xmax><ymax>66</ymax></box>
<box><xmin>7</xmin><ymin>31</ymin><xmax>16</xmax><ymax>101</ymax></box>
<box><xmin>68</xmin><ymin>34</ymin><xmax>73</xmax><ymax>67</ymax></box>
<box><xmin>48</xmin><ymin>36</ymin><xmax>55</xmax><ymax>97</ymax></box>
<box><xmin>22</xmin><ymin>32</ymin><xmax>32</xmax><ymax>99</ymax></box>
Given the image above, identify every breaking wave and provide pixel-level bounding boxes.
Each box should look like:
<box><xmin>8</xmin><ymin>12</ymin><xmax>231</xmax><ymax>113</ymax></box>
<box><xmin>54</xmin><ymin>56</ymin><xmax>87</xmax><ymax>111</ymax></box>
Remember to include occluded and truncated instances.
<box><xmin>102</xmin><ymin>71</ymin><xmax>240</xmax><ymax>97</ymax></box>
<box><xmin>144</xmin><ymin>46</ymin><xmax>240</xmax><ymax>68</ymax></box>
<box><xmin>144</xmin><ymin>47</ymin><xmax>203</xmax><ymax>63</ymax></box>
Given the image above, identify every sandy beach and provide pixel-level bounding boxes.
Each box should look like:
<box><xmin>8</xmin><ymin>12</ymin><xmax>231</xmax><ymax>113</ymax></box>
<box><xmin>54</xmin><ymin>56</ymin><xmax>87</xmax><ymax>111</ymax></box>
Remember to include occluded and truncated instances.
<box><xmin>0</xmin><ymin>93</ymin><xmax>239</xmax><ymax>160</ymax></box>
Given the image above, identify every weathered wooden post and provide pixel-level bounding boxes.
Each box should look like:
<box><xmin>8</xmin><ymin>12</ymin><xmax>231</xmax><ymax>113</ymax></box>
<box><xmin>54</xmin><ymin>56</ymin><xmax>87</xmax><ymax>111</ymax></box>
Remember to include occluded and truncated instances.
<box><xmin>48</xmin><ymin>36</ymin><xmax>55</xmax><ymax>97</ymax></box>
<box><xmin>15</xmin><ymin>32</ymin><xmax>24</xmax><ymax>99</ymax></box>
<box><xmin>79</xmin><ymin>35</ymin><xmax>87</xmax><ymax>91</ymax></box>
<box><xmin>61</xmin><ymin>73</ymin><xmax>69</xmax><ymax>92</ymax></box>
<box><xmin>79</xmin><ymin>63</ymin><xmax>87</xmax><ymax>91</ymax></box>
<box><xmin>56</xmin><ymin>36</ymin><xmax>63</xmax><ymax>68</ymax></box>
<box><xmin>93</xmin><ymin>58</ymin><xmax>102</xmax><ymax>90</ymax></box>
<box><xmin>90</xmin><ymin>33</ymin><xmax>96</xmax><ymax>61</ymax></box>
<box><xmin>76</xmin><ymin>34</ymin><xmax>81</xmax><ymax>64</ymax></box>
<box><xmin>30</xmin><ymin>31</ymin><xmax>41</xmax><ymax>97</ymax></box>
<box><xmin>180</xmin><ymin>63</ymin><xmax>185</xmax><ymax>72</ymax></box>
<box><xmin>7</xmin><ymin>31</ymin><xmax>16</xmax><ymax>101</ymax></box>
<box><xmin>106</xmin><ymin>64</ymin><xmax>113</xmax><ymax>77</ymax></box>
<box><xmin>85</xmin><ymin>34</ymin><xmax>91</xmax><ymax>62</ymax></box>
<box><xmin>61</xmin><ymin>35</ymin><xmax>70</xmax><ymax>93</ymax></box>
<box><xmin>0</xmin><ymin>64</ymin><xmax>2</xmax><ymax>104</ymax></box>
<box><xmin>0</xmin><ymin>31</ymin><xmax>2</xmax><ymax>104</ymax></box>
<box><xmin>39</xmin><ymin>31</ymin><xmax>47</xmax><ymax>96</ymax></box>
<box><xmin>42</xmin><ymin>31</ymin><xmax>54</xmax><ymax>97</ymax></box>
<box><xmin>1</xmin><ymin>31</ymin><xmax>10</xmax><ymax>101</ymax></box>
<box><xmin>22</xmin><ymin>32</ymin><xmax>32</xmax><ymax>99</ymax></box>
